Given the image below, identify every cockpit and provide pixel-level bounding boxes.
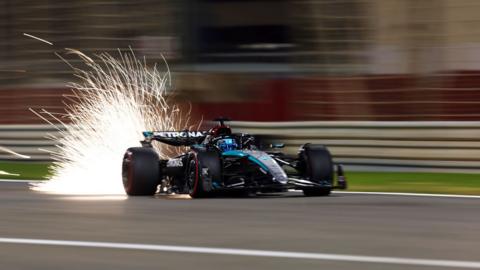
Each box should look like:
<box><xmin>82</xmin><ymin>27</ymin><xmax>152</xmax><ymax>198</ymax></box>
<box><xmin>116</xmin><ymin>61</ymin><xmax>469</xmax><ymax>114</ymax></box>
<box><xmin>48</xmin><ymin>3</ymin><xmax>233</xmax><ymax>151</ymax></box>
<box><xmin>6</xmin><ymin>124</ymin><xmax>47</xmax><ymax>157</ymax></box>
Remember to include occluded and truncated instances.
<box><xmin>216</xmin><ymin>137</ymin><xmax>239</xmax><ymax>152</ymax></box>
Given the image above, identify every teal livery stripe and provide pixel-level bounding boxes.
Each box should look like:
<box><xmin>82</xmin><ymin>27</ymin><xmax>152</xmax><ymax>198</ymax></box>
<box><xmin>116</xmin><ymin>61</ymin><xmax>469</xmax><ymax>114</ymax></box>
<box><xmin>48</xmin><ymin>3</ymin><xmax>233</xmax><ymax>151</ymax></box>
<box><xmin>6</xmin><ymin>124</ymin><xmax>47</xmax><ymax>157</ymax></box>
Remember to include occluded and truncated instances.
<box><xmin>222</xmin><ymin>150</ymin><xmax>270</xmax><ymax>172</ymax></box>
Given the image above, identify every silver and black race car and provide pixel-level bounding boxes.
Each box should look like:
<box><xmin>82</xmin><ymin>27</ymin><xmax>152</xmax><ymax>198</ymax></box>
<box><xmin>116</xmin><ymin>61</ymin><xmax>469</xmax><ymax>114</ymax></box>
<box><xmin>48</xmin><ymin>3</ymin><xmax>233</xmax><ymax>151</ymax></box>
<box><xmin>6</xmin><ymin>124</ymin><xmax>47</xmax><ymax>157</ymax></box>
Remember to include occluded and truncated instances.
<box><xmin>122</xmin><ymin>118</ymin><xmax>347</xmax><ymax>198</ymax></box>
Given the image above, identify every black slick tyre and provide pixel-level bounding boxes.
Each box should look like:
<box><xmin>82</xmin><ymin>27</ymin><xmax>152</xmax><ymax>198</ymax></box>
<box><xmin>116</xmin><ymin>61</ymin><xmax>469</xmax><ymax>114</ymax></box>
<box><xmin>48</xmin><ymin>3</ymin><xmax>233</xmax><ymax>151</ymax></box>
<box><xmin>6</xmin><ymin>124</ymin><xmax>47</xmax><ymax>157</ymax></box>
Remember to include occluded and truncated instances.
<box><xmin>187</xmin><ymin>151</ymin><xmax>221</xmax><ymax>198</ymax></box>
<box><xmin>122</xmin><ymin>147</ymin><xmax>160</xmax><ymax>196</ymax></box>
<box><xmin>300</xmin><ymin>144</ymin><xmax>334</xmax><ymax>196</ymax></box>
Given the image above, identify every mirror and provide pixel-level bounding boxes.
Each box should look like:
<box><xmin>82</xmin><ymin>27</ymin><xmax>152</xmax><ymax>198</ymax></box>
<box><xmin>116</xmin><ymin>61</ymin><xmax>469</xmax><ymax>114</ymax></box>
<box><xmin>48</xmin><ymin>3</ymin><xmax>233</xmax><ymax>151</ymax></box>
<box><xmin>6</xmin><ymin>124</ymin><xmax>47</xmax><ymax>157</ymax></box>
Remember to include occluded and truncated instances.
<box><xmin>270</xmin><ymin>143</ymin><xmax>285</xmax><ymax>149</ymax></box>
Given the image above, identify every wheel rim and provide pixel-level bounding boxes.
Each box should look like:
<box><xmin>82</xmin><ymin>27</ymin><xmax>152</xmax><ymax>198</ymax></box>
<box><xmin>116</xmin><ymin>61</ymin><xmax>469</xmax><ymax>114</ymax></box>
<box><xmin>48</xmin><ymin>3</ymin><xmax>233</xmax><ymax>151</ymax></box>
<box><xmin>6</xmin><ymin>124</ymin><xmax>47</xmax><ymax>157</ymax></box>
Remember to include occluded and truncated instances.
<box><xmin>187</xmin><ymin>159</ymin><xmax>197</xmax><ymax>194</ymax></box>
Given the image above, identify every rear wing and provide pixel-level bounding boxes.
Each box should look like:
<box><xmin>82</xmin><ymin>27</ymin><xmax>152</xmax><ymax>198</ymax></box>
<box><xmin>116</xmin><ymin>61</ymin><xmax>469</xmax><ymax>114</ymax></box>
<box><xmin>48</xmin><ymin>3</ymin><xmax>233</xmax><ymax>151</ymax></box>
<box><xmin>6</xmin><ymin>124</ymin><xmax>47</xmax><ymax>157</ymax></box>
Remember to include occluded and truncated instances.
<box><xmin>142</xmin><ymin>131</ymin><xmax>208</xmax><ymax>146</ymax></box>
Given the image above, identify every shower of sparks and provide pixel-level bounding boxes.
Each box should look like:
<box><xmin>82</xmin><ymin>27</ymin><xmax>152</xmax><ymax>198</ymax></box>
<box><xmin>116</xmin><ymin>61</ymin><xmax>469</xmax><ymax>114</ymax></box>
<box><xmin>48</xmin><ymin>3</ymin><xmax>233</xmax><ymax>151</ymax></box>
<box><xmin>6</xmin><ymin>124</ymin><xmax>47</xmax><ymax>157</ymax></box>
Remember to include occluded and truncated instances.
<box><xmin>0</xmin><ymin>171</ymin><xmax>19</xmax><ymax>177</ymax></box>
<box><xmin>0</xmin><ymin>34</ymin><xmax>38</xmax><ymax>177</ymax></box>
<box><xmin>0</xmin><ymin>146</ymin><xmax>29</xmax><ymax>177</ymax></box>
<box><xmin>31</xmin><ymin>49</ymin><xmax>194</xmax><ymax>195</ymax></box>
<box><xmin>23</xmin><ymin>33</ymin><xmax>53</xmax><ymax>46</ymax></box>
<box><xmin>0</xmin><ymin>146</ymin><xmax>31</xmax><ymax>159</ymax></box>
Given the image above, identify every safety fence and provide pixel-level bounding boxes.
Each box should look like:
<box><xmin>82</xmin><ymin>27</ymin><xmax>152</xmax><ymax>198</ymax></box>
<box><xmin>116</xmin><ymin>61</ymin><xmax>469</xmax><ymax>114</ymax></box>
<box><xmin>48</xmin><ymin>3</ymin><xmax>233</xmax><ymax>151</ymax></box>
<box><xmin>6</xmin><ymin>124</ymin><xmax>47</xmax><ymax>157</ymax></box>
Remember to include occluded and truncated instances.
<box><xmin>2</xmin><ymin>122</ymin><xmax>480</xmax><ymax>172</ymax></box>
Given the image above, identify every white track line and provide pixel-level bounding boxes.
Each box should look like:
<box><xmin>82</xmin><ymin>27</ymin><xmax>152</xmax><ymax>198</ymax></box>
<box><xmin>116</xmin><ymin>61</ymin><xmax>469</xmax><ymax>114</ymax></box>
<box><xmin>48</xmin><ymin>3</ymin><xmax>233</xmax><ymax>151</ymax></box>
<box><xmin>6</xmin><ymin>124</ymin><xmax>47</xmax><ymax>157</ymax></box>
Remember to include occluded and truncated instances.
<box><xmin>0</xmin><ymin>179</ymin><xmax>36</xmax><ymax>183</ymax></box>
<box><xmin>0</xmin><ymin>237</ymin><xmax>479</xmax><ymax>268</ymax></box>
<box><xmin>332</xmin><ymin>191</ymin><xmax>480</xmax><ymax>199</ymax></box>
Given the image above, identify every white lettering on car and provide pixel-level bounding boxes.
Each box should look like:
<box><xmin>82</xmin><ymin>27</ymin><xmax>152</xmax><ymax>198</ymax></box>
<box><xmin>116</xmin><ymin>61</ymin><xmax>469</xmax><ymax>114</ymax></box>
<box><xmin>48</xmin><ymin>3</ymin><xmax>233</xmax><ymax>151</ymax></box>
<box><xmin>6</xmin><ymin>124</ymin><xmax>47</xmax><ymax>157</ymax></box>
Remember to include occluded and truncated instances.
<box><xmin>166</xmin><ymin>158</ymin><xmax>183</xmax><ymax>167</ymax></box>
<box><xmin>153</xmin><ymin>131</ymin><xmax>206</xmax><ymax>138</ymax></box>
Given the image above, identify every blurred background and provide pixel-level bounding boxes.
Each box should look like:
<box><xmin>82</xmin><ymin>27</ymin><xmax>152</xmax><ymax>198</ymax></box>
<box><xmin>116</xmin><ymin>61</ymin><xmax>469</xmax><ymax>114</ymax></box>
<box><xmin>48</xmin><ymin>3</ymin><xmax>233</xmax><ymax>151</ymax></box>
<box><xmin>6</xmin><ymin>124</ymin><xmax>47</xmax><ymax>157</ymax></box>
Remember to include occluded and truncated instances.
<box><xmin>2</xmin><ymin>4</ymin><xmax>480</xmax><ymax>267</ymax></box>
<box><xmin>2</xmin><ymin>0</ymin><xmax>480</xmax><ymax>178</ymax></box>
<box><xmin>3</xmin><ymin>0</ymin><xmax>480</xmax><ymax>122</ymax></box>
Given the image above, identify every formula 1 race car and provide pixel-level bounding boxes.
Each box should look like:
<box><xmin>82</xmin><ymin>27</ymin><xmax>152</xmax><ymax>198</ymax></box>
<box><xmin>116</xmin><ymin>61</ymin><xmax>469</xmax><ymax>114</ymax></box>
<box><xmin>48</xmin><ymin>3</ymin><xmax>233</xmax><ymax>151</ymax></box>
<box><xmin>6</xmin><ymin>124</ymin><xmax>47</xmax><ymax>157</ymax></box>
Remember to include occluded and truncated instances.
<box><xmin>122</xmin><ymin>118</ymin><xmax>347</xmax><ymax>198</ymax></box>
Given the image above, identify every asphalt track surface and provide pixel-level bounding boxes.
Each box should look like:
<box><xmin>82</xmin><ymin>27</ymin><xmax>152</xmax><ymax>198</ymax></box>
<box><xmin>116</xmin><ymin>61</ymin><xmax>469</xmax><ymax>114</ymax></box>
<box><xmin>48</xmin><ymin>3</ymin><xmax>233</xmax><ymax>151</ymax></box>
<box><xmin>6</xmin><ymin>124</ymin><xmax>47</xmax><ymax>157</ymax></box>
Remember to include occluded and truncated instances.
<box><xmin>1</xmin><ymin>181</ymin><xmax>479</xmax><ymax>270</ymax></box>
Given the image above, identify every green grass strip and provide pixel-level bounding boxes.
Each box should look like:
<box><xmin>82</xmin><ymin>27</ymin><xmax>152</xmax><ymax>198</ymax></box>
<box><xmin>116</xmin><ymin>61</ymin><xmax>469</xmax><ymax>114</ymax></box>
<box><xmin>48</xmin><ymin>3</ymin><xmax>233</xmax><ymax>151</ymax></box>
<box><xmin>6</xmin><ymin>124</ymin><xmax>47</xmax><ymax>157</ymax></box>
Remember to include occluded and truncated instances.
<box><xmin>0</xmin><ymin>161</ymin><xmax>51</xmax><ymax>180</ymax></box>
<box><xmin>347</xmin><ymin>171</ymin><xmax>480</xmax><ymax>195</ymax></box>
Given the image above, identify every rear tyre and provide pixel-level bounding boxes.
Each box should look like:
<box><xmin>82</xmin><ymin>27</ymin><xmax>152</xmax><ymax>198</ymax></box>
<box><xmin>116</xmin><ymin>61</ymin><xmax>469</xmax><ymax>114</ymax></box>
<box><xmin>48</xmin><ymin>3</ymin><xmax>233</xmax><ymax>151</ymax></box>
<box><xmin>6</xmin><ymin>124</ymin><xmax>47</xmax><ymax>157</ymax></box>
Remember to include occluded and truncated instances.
<box><xmin>122</xmin><ymin>147</ymin><xmax>160</xmax><ymax>196</ymax></box>
<box><xmin>300</xmin><ymin>144</ymin><xmax>334</xmax><ymax>197</ymax></box>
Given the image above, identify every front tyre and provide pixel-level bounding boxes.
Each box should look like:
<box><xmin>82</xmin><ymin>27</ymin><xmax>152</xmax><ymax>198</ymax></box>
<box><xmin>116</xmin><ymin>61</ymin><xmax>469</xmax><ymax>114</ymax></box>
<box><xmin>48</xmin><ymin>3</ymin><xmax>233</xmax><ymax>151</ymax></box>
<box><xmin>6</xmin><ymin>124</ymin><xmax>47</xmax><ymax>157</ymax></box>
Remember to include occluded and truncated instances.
<box><xmin>186</xmin><ymin>155</ymin><xmax>205</xmax><ymax>198</ymax></box>
<box><xmin>122</xmin><ymin>147</ymin><xmax>160</xmax><ymax>196</ymax></box>
<box><xmin>300</xmin><ymin>144</ymin><xmax>334</xmax><ymax>196</ymax></box>
<box><xmin>186</xmin><ymin>151</ymin><xmax>221</xmax><ymax>198</ymax></box>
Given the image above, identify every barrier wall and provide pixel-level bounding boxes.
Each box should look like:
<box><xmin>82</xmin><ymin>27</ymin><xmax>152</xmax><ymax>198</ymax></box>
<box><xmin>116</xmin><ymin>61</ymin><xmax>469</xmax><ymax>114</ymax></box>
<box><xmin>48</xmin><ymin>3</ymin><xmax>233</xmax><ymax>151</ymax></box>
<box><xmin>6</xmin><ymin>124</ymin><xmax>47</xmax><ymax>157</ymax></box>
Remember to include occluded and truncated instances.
<box><xmin>0</xmin><ymin>125</ymin><xmax>61</xmax><ymax>160</ymax></box>
<box><xmin>2</xmin><ymin>122</ymin><xmax>480</xmax><ymax>173</ymax></box>
<box><xmin>231</xmin><ymin>121</ymin><xmax>480</xmax><ymax>172</ymax></box>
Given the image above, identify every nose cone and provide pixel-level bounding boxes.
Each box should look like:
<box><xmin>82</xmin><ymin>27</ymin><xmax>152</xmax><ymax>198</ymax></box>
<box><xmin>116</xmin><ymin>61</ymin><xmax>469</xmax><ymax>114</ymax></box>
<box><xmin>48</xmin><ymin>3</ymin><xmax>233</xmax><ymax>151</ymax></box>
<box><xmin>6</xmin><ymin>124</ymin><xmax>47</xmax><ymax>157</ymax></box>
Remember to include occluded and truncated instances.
<box><xmin>221</xmin><ymin>150</ymin><xmax>288</xmax><ymax>184</ymax></box>
<box><xmin>247</xmin><ymin>151</ymin><xmax>288</xmax><ymax>184</ymax></box>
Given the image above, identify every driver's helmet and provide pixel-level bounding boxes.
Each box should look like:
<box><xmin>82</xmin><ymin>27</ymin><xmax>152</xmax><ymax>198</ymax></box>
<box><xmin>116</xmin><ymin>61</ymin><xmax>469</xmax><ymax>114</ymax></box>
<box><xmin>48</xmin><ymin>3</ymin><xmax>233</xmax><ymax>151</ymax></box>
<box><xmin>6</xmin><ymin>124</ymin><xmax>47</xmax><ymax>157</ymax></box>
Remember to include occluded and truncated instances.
<box><xmin>216</xmin><ymin>137</ymin><xmax>238</xmax><ymax>152</ymax></box>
